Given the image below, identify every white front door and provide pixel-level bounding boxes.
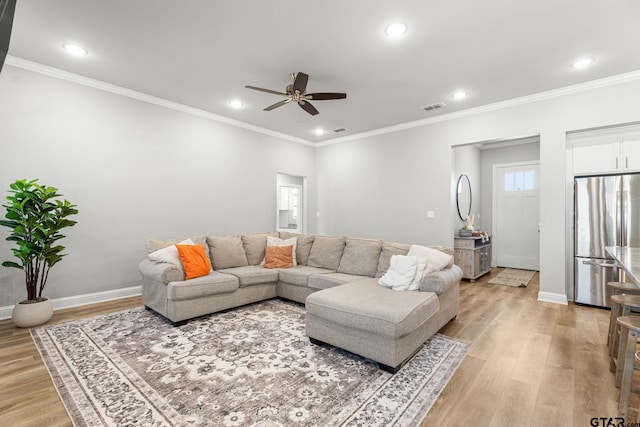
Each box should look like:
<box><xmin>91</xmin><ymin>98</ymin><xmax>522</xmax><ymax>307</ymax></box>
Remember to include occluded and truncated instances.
<box><xmin>493</xmin><ymin>162</ymin><xmax>540</xmax><ymax>270</ymax></box>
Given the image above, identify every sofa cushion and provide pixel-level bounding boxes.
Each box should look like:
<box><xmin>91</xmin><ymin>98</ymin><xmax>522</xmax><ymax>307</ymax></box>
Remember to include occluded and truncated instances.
<box><xmin>375</xmin><ymin>242</ymin><xmax>410</xmax><ymax>278</ymax></box>
<box><xmin>168</xmin><ymin>272</ymin><xmax>239</xmax><ymax>301</ymax></box>
<box><xmin>279</xmin><ymin>232</ymin><xmax>315</xmax><ymax>265</ymax></box>
<box><xmin>337</xmin><ymin>238</ymin><xmax>382</xmax><ymax>277</ymax></box>
<box><xmin>217</xmin><ymin>265</ymin><xmax>279</xmax><ymax>287</ymax></box>
<box><xmin>241</xmin><ymin>232</ymin><xmax>279</xmax><ymax>265</ymax></box>
<box><xmin>306</xmin><ymin>279</ymin><xmax>440</xmax><ymax>339</ymax></box>
<box><xmin>206</xmin><ymin>235</ymin><xmax>249</xmax><ymax>270</ymax></box>
<box><xmin>308</xmin><ymin>272</ymin><xmax>371</xmax><ymax>291</ymax></box>
<box><xmin>307</xmin><ymin>236</ymin><xmax>346</xmax><ymax>270</ymax></box>
<box><xmin>277</xmin><ymin>265</ymin><xmax>336</xmax><ymax>287</ymax></box>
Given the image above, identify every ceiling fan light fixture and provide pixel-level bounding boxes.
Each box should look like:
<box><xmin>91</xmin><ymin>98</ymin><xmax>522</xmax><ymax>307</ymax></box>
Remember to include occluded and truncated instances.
<box><xmin>385</xmin><ymin>22</ymin><xmax>408</xmax><ymax>38</ymax></box>
<box><xmin>62</xmin><ymin>43</ymin><xmax>88</xmax><ymax>57</ymax></box>
<box><xmin>571</xmin><ymin>57</ymin><xmax>595</xmax><ymax>69</ymax></box>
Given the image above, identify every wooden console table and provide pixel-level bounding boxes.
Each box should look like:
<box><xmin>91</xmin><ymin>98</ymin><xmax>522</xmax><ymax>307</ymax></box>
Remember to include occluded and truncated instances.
<box><xmin>454</xmin><ymin>235</ymin><xmax>492</xmax><ymax>281</ymax></box>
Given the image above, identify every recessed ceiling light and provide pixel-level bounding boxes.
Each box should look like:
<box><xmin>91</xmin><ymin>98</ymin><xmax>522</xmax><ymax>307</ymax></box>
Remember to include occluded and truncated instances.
<box><xmin>571</xmin><ymin>57</ymin><xmax>595</xmax><ymax>69</ymax></box>
<box><xmin>62</xmin><ymin>44</ymin><xmax>88</xmax><ymax>57</ymax></box>
<box><xmin>314</xmin><ymin>128</ymin><xmax>325</xmax><ymax>136</ymax></box>
<box><xmin>385</xmin><ymin>22</ymin><xmax>408</xmax><ymax>38</ymax></box>
<box><xmin>229</xmin><ymin>99</ymin><xmax>244</xmax><ymax>109</ymax></box>
<box><xmin>452</xmin><ymin>91</ymin><xmax>468</xmax><ymax>100</ymax></box>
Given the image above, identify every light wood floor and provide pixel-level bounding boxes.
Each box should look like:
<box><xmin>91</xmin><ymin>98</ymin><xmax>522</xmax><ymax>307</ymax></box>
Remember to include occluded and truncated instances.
<box><xmin>0</xmin><ymin>269</ymin><xmax>620</xmax><ymax>427</ymax></box>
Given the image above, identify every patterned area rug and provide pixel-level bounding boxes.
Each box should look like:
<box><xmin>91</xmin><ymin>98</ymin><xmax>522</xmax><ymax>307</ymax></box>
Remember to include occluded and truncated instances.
<box><xmin>31</xmin><ymin>299</ymin><xmax>468</xmax><ymax>427</ymax></box>
<box><xmin>488</xmin><ymin>268</ymin><xmax>537</xmax><ymax>287</ymax></box>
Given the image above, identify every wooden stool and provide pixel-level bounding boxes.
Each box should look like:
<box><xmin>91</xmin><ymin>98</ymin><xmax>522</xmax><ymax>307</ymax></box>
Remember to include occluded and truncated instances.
<box><xmin>616</xmin><ymin>315</ymin><xmax>640</xmax><ymax>420</ymax></box>
<box><xmin>608</xmin><ymin>282</ymin><xmax>640</xmax><ymax>351</ymax></box>
<box><xmin>610</xmin><ymin>294</ymin><xmax>640</xmax><ymax>358</ymax></box>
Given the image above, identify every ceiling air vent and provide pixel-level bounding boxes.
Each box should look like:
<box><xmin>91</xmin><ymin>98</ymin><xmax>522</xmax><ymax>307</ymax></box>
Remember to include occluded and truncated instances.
<box><xmin>421</xmin><ymin>102</ymin><xmax>446</xmax><ymax>112</ymax></box>
<box><xmin>333</xmin><ymin>128</ymin><xmax>347</xmax><ymax>133</ymax></box>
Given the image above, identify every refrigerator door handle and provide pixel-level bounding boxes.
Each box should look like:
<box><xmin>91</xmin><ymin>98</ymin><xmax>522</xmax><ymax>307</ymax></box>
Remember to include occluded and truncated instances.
<box><xmin>617</xmin><ymin>189</ymin><xmax>623</xmax><ymax>246</ymax></box>
<box><xmin>581</xmin><ymin>260</ymin><xmax>619</xmax><ymax>268</ymax></box>
<box><xmin>622</xmin><ymin>190</ymin><xmax>629</xmax><ymax>247</ymax></box>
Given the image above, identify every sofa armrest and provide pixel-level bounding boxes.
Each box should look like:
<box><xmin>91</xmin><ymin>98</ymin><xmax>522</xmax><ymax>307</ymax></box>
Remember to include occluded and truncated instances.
<box><xmin>419</xmin><ymin>264</ymin><xmax>462</xmax><ymax>295</ymax></box>
<box><xmin>138</xmin><ymin>259</ymin><xmax>183</xmax><ymax>284</ymax></box>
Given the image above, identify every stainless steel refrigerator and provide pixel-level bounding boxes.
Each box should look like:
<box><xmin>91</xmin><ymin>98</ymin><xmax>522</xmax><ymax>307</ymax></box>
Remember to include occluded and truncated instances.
<box><xmin>574</xmin><ymin>174</ymin><xmax>640</xmax><ymax>307</ymax></box>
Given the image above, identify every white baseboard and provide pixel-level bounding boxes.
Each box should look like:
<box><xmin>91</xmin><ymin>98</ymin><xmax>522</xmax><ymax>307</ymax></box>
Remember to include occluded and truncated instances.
<box><xmin>537</xmin><ymin>291</ymin><xmax>569</xmax><ymax>305</ymax></box>
<box><xmin>0</xmin><ymin>286</ymin><xmax>142</xmax><ymax>321</ymax></box>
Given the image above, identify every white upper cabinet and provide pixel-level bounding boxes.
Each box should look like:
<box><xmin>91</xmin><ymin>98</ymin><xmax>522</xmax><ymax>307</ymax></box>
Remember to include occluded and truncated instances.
<box><xmin>622</xmin><ymin>139</ymin><xmax>640</xmax><ymax>171</ymax></box>
<box><xmin>571</xmin><ymin>126</ymin><xmax>640</xmax><ymax>176</ymax></box>
<box><xmin>572</xmin><ymin>140</ymin><xmax>620</xmax><ymax>175</ymax></box>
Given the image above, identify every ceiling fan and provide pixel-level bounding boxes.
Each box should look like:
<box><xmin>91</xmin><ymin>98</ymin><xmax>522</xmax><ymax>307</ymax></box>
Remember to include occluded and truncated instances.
<box><xmin>245</xmin><ymin>72</ymin><xmax>346</xmax><ymax>116</ymax></box>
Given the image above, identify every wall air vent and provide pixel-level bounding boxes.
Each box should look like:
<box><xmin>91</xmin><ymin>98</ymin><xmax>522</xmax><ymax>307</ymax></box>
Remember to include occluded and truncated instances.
<box><xmin>333</xmin><ymin>128</ymin><xmax>347</xmax><ymax>133</ymax></box>
<box><xmin>421</xmin><ymin>102</ymin><xmax>446</xmax><ymax>112</ymax></box>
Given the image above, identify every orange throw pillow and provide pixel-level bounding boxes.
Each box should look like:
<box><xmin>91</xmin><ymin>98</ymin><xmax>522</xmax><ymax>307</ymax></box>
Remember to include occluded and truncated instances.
<box><xmin>264</xmin><ymin>245</ymin><xmax>294</xmax><ymax>269</ymax></box>
<box><xmin>176</xmin><ymin>244</ymin><xmax>212</xmax><ymax>280</ymax></box>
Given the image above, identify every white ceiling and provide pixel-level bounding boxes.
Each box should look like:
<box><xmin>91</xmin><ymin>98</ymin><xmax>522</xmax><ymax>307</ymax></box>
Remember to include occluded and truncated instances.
<box><xmin>6</xmin><ymin>0</ymin><xmax>640</xmax><ymax>143</ymax></box>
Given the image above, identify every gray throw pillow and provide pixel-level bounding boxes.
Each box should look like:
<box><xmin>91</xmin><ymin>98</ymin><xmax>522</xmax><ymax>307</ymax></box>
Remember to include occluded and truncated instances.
<box><xmin>241</xmin><ymin>232</ymin><xmax>279</xmax><ymax>265</ymax></box>
<box><xmin>307</xmin><ymin>235</ymin><xmax>346</xmax><ymax>270</ymax></box>
<box><xmin>279</xmin><ymin>232</ymin><xmax>315</xmax><ymax>265</ymax></box>
<box><xmin>206</xmin><ymin>235</ymin><xmax>249</xmax><ymax>270</ymax></box>
<box><xmin>337</xmin><ymin>238</ymin><xmax>383</xmax><ymax>277</ymax></box>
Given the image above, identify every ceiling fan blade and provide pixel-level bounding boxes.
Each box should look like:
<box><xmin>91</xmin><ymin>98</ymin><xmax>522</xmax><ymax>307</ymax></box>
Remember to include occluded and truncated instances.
<box><xmin>264</xmin><ymin>99</ymin><xmax>292</xmax><ymax>111</ymax></box>
<box><xmin>245</xmin><ymin>85</ymin><xmax>288</xmax><ymax>96</ymax></box>
<box><xmin>292</xmin><ymin>72</ymin><xmax>309</xmax><ymax>94</ymax></box>
<box><xmin>299</xmin><ymin>100</ymin><xmax>319</xmax><ymax>116</ymax></box>
<box><xmin>306</xmin><ymin>92</ymin><xmax>347</xmax><ymax>100</ymax></box>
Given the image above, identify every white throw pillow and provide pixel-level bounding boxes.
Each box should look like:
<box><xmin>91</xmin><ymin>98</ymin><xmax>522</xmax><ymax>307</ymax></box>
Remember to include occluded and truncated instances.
<box><xmin>378</xmin><ymin>255</ymin><xmax>418</xmax><ymax>291</ymax></box>
<box><xmin>261</xmin><ymin>236</ymin><xmax>298</xmax><ymax>266</ymax></box>
<box><xmin>409</xmin><ymin>257</ymin><xmax>428</xmax><ymax>291</ymax></box>
<box><xmin>148</xmin><ymin>238</ymin><xmax>194</xmax><ymax>265</ymax></box>
<box><xmin>407</xmin><ymin>245</ymin><xmax>453</xmax><ymax>277</ymax></box>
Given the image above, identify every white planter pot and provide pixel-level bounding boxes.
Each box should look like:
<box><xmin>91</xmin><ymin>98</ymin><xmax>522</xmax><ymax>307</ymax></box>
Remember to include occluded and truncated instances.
<box><xmin>12</xmin><ymin>298</ymin><xmax>54</xmax><ymax>328</ymax></box>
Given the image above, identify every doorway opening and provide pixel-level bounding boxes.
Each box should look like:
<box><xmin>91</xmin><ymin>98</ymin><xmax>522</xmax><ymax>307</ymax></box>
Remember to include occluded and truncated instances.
<box><xmin>452</xmin><ymin>135</ymin><xmax>540</xmax><ymax>269</ymax></box>
<box><xmin>276</xmin><ymin>173</ymin><xmax>306</xmax><ymax>233</ymax></box>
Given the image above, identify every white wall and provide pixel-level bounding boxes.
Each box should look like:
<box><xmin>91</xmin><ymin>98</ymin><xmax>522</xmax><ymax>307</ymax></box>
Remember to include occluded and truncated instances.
<box><xmin>453</xmin><ymin>145</ymin><xmax>481</xmax><ymax>232</ymax></box>
<box><xmin>0</xmin><ymin>65</ymin><xmax>316</xmax><ymax>307</ymax></box>
<box><xmin>316</xmin><ymin>78</ymin><xmax>640</xmax><ymax>304</ymax></box>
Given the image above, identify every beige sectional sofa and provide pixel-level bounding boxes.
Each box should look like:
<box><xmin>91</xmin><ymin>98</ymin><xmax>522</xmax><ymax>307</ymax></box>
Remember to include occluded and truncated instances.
<box><xmin>139</xmin><ymin>232</ymin><xmax>462</xmax><ymax>372</ymax></box>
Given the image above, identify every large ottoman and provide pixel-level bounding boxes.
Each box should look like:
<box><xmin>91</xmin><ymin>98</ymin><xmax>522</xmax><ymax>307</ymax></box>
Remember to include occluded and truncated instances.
<box><xmin>305</xmin><ymin>279</ymin><xmax>440</xmax><ymax>373</ymax></box>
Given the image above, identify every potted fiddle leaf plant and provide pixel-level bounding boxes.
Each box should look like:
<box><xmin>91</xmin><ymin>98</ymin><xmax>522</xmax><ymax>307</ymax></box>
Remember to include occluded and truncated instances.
<box><xmin>0</xmin><ymin>179</ymin><xmax>78</xmax><ymax>327</ymax></box>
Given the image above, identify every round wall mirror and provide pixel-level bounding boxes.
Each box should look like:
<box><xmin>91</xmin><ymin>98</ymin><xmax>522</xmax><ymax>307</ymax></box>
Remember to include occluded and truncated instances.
<box><xmin>456</xmin><ymin>174</ymin><xmax>472</xmax><ymax>221</ymax></box>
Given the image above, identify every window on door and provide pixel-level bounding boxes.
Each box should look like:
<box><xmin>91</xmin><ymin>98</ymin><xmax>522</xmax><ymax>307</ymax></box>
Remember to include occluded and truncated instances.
<box><xmin>504</xmin><ymin>170</ymin><xmax>536</xmax><ymax>192</ymax></box>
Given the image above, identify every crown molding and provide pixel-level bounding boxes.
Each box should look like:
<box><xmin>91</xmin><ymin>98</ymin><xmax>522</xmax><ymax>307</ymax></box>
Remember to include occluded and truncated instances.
<box><xmin>4</xmin><ymin>56</ymin><xmax>315</xmax><ymax>147</ymax></box>
<box><xmin>316</xmin><ymin>69</ymin><xmax>640</xmax><ymax>147</ymax></box>
<box><xmin>6</xmin><ymin>56</ymin><xmax>640</xmax><ymax>149</ymax></box>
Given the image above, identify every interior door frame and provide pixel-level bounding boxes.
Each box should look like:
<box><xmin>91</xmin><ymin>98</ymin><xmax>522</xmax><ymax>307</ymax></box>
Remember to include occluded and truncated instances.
<box><xmin>491</xmin><ymin>160</ymin><xmax>541</xmax><ymax>269</ymax></box>
<box><xmin>275</xmin><ymin>173</ymin><xmax>307</xmax><ymax>234</ymax></box>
